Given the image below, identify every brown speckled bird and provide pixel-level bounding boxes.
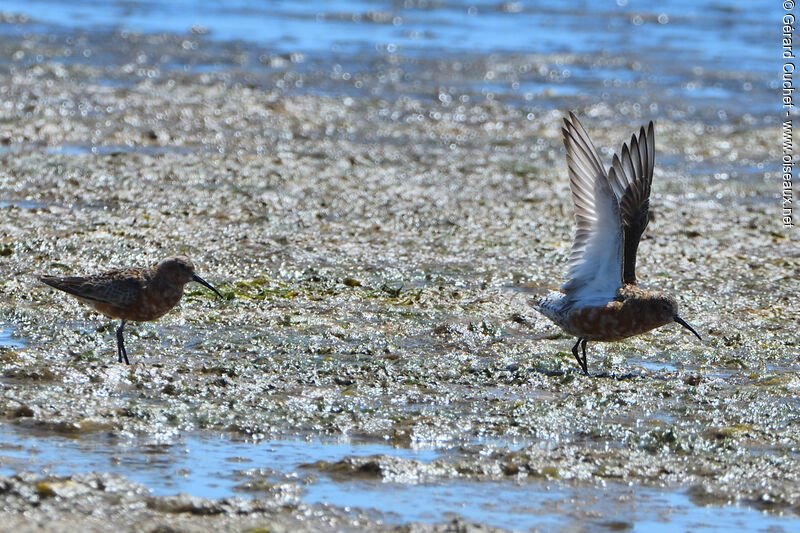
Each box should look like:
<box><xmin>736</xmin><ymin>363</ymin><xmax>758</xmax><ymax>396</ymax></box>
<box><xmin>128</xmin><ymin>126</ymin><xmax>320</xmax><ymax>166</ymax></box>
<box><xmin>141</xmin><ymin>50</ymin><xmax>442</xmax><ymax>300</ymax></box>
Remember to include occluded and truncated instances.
<box><xmin>534</xmin><ymin>113</ymin><xmax>702</xmax><ymax>375</ymax></box>
<box><xmin>40</xmin><ymin>256</ymin><xmax>222</xmax><ymax>364</ymax></box>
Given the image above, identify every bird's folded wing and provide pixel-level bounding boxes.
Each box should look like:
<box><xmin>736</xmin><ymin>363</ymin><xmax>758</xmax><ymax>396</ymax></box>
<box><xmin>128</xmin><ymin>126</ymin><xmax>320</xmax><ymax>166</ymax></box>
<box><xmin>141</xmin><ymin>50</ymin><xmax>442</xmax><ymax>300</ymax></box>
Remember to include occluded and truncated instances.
<box><xmin>606</xmin><ymin>121</ymin><xmax>654</xmax><ymax>285</ymax></box>
<box><xmin>560</xmin><ymin>112</ymin><xmax>623</xmax><ymax>305</ymax></box>
<box><xmin>40</xmin><ymin>272</ymin><xmax>143</xmax><ymax>307</ymax></box>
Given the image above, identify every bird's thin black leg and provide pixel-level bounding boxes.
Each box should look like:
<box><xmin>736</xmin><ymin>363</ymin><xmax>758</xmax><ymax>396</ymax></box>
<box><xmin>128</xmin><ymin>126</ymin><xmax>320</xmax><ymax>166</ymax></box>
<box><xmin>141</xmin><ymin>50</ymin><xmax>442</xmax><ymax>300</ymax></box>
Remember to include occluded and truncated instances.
<box><xmin>580</xmin><ymin>338</ymin><xmax>589</xmax><ymax>375</ymax></box>
<box><xmin>116</xmin><ymin>320</ymin><xmax>129</xmax><ymax>365</ymax></box>
<box><xmin>571</xmin><ymin>338</ymin><xmax>585</xmax><ymax>374</ymax></box>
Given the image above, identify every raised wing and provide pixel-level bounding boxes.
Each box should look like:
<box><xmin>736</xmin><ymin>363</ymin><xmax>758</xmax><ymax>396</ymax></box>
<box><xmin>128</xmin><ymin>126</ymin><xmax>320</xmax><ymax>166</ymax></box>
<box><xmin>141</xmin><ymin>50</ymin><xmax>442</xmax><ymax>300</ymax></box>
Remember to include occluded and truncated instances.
<box><xmin>40</xmin><ymin>271</ymin><xmax>144</xmax><ymax>307</ymax></box>
<box><xmin>560</xmin><ymin>112</ymin><xmax>623</xmax><ymax>305</ymax></box>
<box><xmin>606</xmin><ymin>121</ymin><xmax>654</xmax><ymax>285</ymax></box>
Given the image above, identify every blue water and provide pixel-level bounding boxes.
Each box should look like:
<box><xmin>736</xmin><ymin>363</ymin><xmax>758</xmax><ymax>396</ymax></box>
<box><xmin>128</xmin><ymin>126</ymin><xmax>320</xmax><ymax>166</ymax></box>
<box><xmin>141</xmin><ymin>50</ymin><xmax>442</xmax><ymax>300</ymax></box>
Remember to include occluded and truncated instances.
<box><xmin>0</xmin><ymin>425</ymin><xmax>798</xmax><ymax>531</ymax></box>
<box><xmin>0</xmin><ymin>1</ymin><xmax>778</xmax><ymax>71</ymax></box>
<box><xmin>0</xmin><ymin>0</ymin><xmax>782</xmax><ymax>117</ymax></box>
<box><xmin>0</xmin><ymin>327</ymin><xmax>25</xmax><ymax>347</ymax></box>
<box><xmin>0</xmin><ymin>425</ymin><xmax>435</xmax><ymax>499</ymax></box>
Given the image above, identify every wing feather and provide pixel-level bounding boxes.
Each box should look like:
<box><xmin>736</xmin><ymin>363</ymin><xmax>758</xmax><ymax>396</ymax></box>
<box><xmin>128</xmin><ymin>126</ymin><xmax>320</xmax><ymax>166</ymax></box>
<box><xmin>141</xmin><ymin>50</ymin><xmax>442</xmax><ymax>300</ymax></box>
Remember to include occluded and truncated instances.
<box><xmin>606</xmin><ymin>121</ymin><xmax>655</xmax><ymax>285</ymax></box>
<box><xmin>40</xmin><ymin>271</ymin><xmax>144</xmax><ymax>307</ymax></box>
<box><xmin>560</xmin><ymin>113</ymin><xmax>623</xmax><ymax>305</ymax></box>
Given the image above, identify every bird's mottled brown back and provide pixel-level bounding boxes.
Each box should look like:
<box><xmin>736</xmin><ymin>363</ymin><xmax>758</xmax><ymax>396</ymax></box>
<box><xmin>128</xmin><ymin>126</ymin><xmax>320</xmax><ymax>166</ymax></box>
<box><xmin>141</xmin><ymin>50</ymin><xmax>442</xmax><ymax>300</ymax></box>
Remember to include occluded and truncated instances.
<box><xmin>565</xmin><ymin>286</ymin><xmax>677</xmax><ymax>341</ymax></box>
<box><xmin>39</xmin><ymin>269</ymin><xmax>148</xmax><ymax>308</ymax></box>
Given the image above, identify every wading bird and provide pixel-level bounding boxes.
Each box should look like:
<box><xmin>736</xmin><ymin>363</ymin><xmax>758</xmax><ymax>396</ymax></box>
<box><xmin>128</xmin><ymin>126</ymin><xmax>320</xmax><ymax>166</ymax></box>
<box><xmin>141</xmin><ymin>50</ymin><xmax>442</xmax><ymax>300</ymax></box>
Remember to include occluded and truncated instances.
<box><xmin>535</xmin><ymin>113</ymin><xmax>702</xmax><ymax>374</ymax></box>
<box><xmin>40</xmin><ymin>256</ymin><xmax>222</xmax><ymax>364</ymax></box>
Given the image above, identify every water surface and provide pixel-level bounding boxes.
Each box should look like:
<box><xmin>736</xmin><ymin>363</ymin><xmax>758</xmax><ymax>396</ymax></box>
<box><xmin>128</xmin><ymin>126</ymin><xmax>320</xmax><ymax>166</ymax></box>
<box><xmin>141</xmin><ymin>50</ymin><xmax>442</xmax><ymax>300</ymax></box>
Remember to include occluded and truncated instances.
<box><xmin>0</xmin><ymin>0</ymin><xmax>781</xmax><ymax>120</ymax></box>
<box><xmin>0</xmin><ymin>425</ymin><xmax>797</xmax><ymax>531</ymax></box>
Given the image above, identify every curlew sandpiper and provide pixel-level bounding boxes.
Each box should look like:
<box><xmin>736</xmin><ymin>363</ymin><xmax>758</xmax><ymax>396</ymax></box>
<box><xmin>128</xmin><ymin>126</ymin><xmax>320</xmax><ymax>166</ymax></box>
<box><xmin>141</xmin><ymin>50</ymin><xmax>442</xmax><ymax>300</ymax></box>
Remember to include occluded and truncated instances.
<box><xmin>40</xmin><ymin>256</ymin><xmax>222</xmax><ymax>364</ymax></box>
<box><xmin>534</xmin><ymin>113</ymin><xmax>702</xmax><ymax>375</ymax></box>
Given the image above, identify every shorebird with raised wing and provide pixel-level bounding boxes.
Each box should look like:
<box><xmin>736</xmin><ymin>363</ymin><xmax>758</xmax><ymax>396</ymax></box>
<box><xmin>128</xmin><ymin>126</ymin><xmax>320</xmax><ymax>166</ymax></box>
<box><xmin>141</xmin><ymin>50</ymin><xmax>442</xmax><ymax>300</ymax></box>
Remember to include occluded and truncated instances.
<box><xmin>535</xmin><ymin>113</ymin><xmax>702</xmax><ymax>375</ymax></box>
<box><xmin>40</xmin><ymin>256</ymin><xmax>222</xmax><ymax>364</ymax></box>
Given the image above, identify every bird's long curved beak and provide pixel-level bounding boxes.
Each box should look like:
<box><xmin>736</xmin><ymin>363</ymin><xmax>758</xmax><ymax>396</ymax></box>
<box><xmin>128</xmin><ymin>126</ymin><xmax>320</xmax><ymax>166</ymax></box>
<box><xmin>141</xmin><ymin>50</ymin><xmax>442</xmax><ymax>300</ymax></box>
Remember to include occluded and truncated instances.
<box><xmin>674</xmin><ymin>315</ymin><xmax>702</xmax><ymax>340</ymax></box>
<box><xmin>192</xmin><ymin>274</ymin><xmax>223</xmax><ymax>298</ymax></box>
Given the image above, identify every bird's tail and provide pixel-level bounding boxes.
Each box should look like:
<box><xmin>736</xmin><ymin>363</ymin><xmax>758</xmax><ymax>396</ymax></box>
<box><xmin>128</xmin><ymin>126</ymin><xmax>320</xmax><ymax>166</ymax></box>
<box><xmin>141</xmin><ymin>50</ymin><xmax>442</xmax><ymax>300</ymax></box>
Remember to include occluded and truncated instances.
<box><xmin>533</xmin><ymin>291</ymin><xmax>567</xmax><ymax>324</ymax></box>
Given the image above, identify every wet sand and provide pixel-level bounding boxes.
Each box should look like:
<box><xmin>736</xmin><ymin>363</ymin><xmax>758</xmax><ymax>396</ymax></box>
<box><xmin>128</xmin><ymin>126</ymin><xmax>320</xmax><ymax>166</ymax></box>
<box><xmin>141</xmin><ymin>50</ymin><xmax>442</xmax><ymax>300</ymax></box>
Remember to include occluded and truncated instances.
<box><xmin>0</xmin><ymin>13</ymin><xmax>797</xmax><ymax>532</ymax></box>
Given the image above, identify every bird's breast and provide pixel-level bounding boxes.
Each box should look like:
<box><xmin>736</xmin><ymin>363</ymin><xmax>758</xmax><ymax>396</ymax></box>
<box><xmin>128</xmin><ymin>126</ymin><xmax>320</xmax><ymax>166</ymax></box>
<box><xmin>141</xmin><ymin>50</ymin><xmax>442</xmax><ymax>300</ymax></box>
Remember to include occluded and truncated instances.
<box><xmin>566</xmin><ymin>299</ymin><xmax>668</xmax><ymax>341</ymax></box>
<box><xmin>86</xmin><ymin>286</ymin><xmax>184</xmax><ymax>322</ymax></box>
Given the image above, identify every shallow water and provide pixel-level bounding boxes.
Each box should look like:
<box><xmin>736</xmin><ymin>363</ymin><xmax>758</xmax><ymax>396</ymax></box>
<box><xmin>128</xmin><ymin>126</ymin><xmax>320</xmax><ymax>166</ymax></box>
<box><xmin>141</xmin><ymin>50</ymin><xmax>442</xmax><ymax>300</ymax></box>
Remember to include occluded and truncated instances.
<box><xmin>0</xmin><ymin>425</ymin><xmax>436</xmax><ymax>500</ymax></box>
<box><xmin>0</xmin><ymin>425</ymin><xmax>797</xmax><ymax>531</ymax></box>
<box><xmin>0</xmin><ymin>327</ymin><xmax>25</xmax><ymax>348</ymax></box>
<box><xmin>0</xmin><ymin>0</ymin><xmax>776</xmax><ymax>68</ymax></box>
<box><xmin>0</xmin><ymin>0</ymin><xmax>780</xmax><ymax>120</ymax></box>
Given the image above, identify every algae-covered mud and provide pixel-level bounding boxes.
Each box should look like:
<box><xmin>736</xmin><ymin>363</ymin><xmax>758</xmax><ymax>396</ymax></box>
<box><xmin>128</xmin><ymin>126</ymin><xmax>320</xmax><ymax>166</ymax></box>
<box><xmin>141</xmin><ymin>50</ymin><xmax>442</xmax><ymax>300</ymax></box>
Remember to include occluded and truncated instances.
<box><xmin>0</xmin><ymin>1</ymin><xmax>798</xmax><ymax>531</ymax></box>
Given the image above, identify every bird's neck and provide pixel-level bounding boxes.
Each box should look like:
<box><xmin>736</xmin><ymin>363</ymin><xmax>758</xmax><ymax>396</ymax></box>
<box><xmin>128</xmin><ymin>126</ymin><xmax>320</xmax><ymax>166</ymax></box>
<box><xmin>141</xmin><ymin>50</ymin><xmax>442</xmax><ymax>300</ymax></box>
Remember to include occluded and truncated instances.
<box><xmin>148</xmin><ymin>274</ymin><xmax>186</xmax><ymax>304</ymax></box>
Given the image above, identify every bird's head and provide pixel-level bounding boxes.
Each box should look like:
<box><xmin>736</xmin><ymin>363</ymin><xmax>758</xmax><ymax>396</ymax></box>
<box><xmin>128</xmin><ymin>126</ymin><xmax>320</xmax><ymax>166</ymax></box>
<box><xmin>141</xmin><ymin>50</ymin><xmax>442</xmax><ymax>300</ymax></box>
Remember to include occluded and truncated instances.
<box><xmin>157</xmin><ymin>256</ymin><xmax>222</xmax><ymax>298</ymax></box>
<box><xmin>650</xmin><ymin>293</ymin><xmax>702</xmax><ymax>341</ymax></box>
